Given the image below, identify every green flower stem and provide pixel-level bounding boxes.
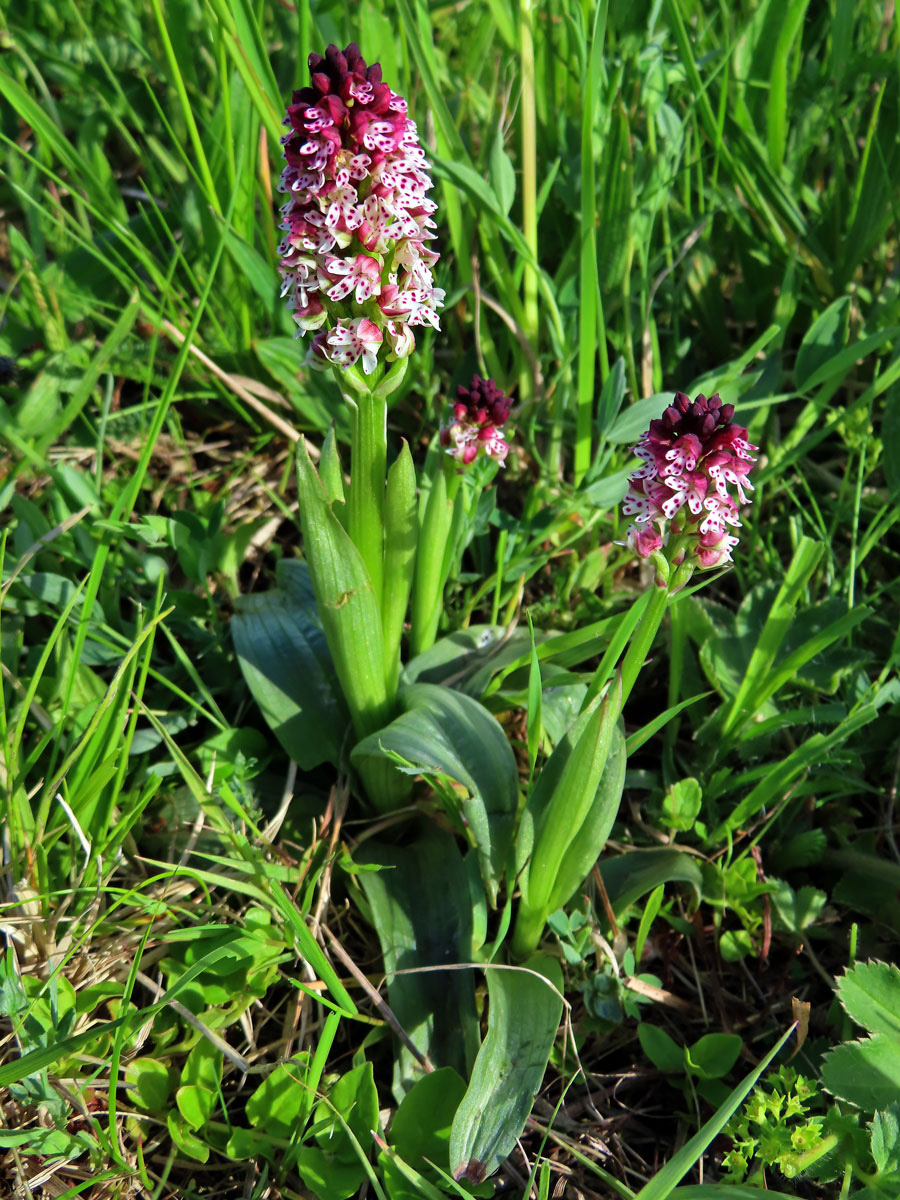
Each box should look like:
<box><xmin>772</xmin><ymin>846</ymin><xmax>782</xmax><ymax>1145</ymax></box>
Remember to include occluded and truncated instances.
<box><xmin>511</xmin><ymin>904</ymin><xmax>546</xmax><ymax>962</ymax></box>
<box><xmin>615</xmin><ymin>573</ymin><xmax>672</xmax><ymax>718</ymax></box>
<box><xmin>347</xmin><ymin>385</ymin><xmax>387</xmax><ymax>607</ymax></box>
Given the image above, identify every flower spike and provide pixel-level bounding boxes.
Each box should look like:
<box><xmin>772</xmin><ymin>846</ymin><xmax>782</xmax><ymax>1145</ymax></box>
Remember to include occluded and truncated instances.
<box><xmin>278</xmin><ymin>43</ymin><xmax>443</xmax><ymax>375</ymax></box>
<box><xmin>622</xmin><ymin>392</ymin><xmax>757</xmax><ymax>571</ymax></box>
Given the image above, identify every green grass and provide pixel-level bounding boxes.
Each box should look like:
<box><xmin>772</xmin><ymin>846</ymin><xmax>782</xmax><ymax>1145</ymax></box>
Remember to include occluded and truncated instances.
<box><xmin>1</xmin><ymin>0</ymin><xmax>899</xmax><ymax>1196</ymax></box>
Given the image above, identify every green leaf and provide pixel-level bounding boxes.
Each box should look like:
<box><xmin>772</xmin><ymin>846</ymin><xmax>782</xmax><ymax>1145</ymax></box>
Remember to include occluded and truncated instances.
<box><xmin>544</xmin><ymin>717</ymin><xmax>627</xmax><ymax>916</ymax></box>
<box><xmin>686</xmin><ymin>1034</ymin><xmax>743</xmax><ymax>1081</ymax></box>
<box><xmin>125</xmin><ymin>1058</ymin><xmax>173</xmax><ymax>1112</ymax></box>
<box><xmin>517</xmin><ymin>690</ymin><xmax>622</xmax><ymax>918</ymax></box>
<box><xmin>357</xmin><ymin>828</ymin><xmax>480</xmax><ymax>1098</ymax></box>
<box><xmin>233</xmin><ymin>559</ymin><xmax>350</xmax><ymax>770</ymax></box>
<box><xmin>353</xmin><ymin>683</ymin><xmax>517</xmax><ymax>903</ymax></box>
<box><xmin>382</xmin><ymin>1066</ymin><xmax>467</xmax><ymax>1198</ymax></box>
<box><xmin>838</xmin><ymin>962</ymin><xmax>900</xmax><ymax>1040</ymax></box>
<box><xmin>662</xmin><ymin>779</ymin><xmax>703</xmax><ymax>832</ymax></box>
<box><xmin>296</xmin><ymin>440</ymin><xmax>392</xmax><ymax>741</ymax></box>
<box><xmin>297</xmin><ymin>1062</ymin><xmax>381</xmax><ymax>1200</ymax></box>
<box><xmin>794</xmin><ymin>297</ymin><xmax>850</xmax><ymax>391</ymax></box>
<box><xmin>176</xmin><ymin>1084</ymin><xmax>217</xmax><ymax>1131</ymax></box>
<box><xmin>598</xmin><ymin>849</ymin><xmax>703</xmax><ymax>918</ymax></box>
<box><xmin>719</xmin><ymin>930</ymin><xmax>754</xmax><ymax>961</ymax></box>
<box><xmin>489</xmin><ymin>130</ymin><xmax>515</xmax><ymax>216</ymax></box>
<box><xmin>821</xmin><ymin>1037</ymin><xmax>900</xmax><ymax>1110</ymax></box>
<box><xmin>245</xmin><ymin>1056</ymin><xmax>310</xmax><ymax>1138</ymax></box>
<box><xmin>884</xmin><ymin>388</ymin><xmax>900</xmax><ymax>503</ymax></box>
<box><xmin>167</xmin><ymin>1110</ymin><xmax>210</xmax><ymax>1163</ymax></box>
<box><xmin>606</xmin><ymin>393</ymin><xmax>673</xmax><ymax>444</ymax></box>
<box><xmin>638</xmin><ymin>1024</ymin><xmax>683</xmax><ymax>1074</ymax></box>
<box><xmin>870</xmin><ymin>1104</ymin><xmax>900</xmax><ymax>1175</ymax></box>
<box><xmin>526</xmin><ymin>615</ymin><xmax>543</xmax><ymax>776</ymax></box>
<box><xmin>449</xmin><ymin>956</ymin><xmax>563</xmax><ymax>1183</ymax></box>
<box><xmin>770</xmin><ymin>881</ymin><xmax>827</xmax><ymax>935</ymax></box>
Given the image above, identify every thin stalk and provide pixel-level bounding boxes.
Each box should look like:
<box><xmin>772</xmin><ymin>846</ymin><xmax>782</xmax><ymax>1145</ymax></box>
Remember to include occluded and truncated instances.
<box><xmin>519</xmin><ymin>0</ymin><xmax>539</xmax><ymax>404</ymax></box>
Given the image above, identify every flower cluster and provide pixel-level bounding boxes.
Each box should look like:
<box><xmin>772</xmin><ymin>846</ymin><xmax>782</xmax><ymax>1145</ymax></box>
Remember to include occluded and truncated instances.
<box><xmin>439</xmin><ymin>376</ymin><xmax>513</xmax><ymax>465</ymax></box>
<box><xmin>621</xmin><ymin>391</ymin><xmax>756</xmax><ymax>568</ymax></box>
<box><xmin>277</xmin><ymin>43</ymin><xmax>443</xmax><ymax>375</ymax></box>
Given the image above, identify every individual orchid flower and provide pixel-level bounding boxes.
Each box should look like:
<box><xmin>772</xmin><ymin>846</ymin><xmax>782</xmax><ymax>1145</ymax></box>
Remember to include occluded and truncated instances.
<box><xmin>621</xmin><ymin>391</ymin><xmax>757</xmax><ymax>572</ymax></box>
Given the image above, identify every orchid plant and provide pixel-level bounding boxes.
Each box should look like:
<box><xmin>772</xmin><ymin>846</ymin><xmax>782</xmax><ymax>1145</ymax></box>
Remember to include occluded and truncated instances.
<box><xmin>235</xmin><ymin>39</ymin><xmax>758</xmax><ymax>1184</ymax></box>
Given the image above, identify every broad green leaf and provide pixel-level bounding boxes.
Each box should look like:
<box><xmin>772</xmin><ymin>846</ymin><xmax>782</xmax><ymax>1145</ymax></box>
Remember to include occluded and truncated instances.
<box><xmin>296</xmin><ymin>1151</ymin><xmax>367</xmax><ymax>1200</ymax></box>
<box><xmin>662</xmin><ymin>779</ymin><xmax>702</xmax><ymax>832</ymax></box>
<box><xmin>837</xmin><ymin>962</ymin><xmax>900</xmax><ymax>1040</ymax></box>
<box><xmin>297</xmin><ymin>1061</ymin><xmax>381</xmax><ymax>1200</ymax></box>
<box><xmin>598</xmin><ymin>849</ymin><xmax>703</xmax><ymax>917</ymax></box>
<box><xmin>357</xmin><ymin>828</ymin><xmax>480</xmax><ymax>1098</ymax></box>
<box><xmin>770</xmin><ymin>881</ymin><xmax>828</xmax><ymax>935</ymax></box>
<box><xmin>821</xmin><ymin>1037</ymin><xmax>900</xmax><ymax>1110</ymax></box>
<box><xmin>380</xmin><ymin>1067</ymin><xmax>468</xmax><ymax>1199</ymax></box>
<box><xmin>884</xmin><ymin>387</ymin><xmax>900</xmax><ymax>503</ymax></box>
<box><xmin>233</xmin><ymin>558</ymin><xmax>350</xmax><ymax>770</ymax></box>
<box><xmin>516</xmin><ymin>691</ymin><xmax>621</xmax><ymax>917</ymax></box>
<box><xmin>353</xmin><ymin>683</ymin><xmax>517</xmax><ymax>902</ymax></box>
<box><xmin>686</xmin><ymin>1034</ymin><xmax>742</xmax><ymax>1081</ymax></box>
<box><xmin>544</xmin><ymin>718</ymin><xmax>627</xmax><ymax>915</ymax></box>
<box><xmin>383</xmin><ymin>443</ymin><xmax>418</xmax><ymax>692</ymax></box>
<box><xmin>124</xmin><ymin>1057</ymin><xmax>174</xmax><ymax>1112</ymax></box>
<box><xmin>449</xmin><ymin>956</ymin><xmax>563</xmax><ymax>1183</ymax></box>
<box><xmin>176</xmin><ymin>1084</ymin><xmax>217</xmax><ymax>1131</ymax></box>
<box><xmin>245</xmin><ymin>1056</ymin><xmax>310</xmax><ymax>1137</ymax></box>
<box><xmin>638</xmin><ymin>1024</ymin><xmax>683</xmax><ymax>1074</ymax></box>
<box><xmin>167</xmin><ymin>1110</ymin><xmax>210</xmax><ymax>1163</ymax></box>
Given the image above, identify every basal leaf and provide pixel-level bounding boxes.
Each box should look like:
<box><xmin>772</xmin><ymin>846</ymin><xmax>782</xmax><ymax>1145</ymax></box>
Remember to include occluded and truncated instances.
<box><xmin>357</xmin><ymin>827</ymin><xmax>480</xmax><ymax>1098</ymax></box>
<box><xmin>353</xmin><ymin>683</ymin><xmax>518</xmax><ymax>903</ymax></box>
<box><xmin>449</xmin><ymin>955</ymin><xmax>563</xmax><ymax>1183</ymax></box>
<box><xmin>598</xmin><ymin>849</ymin><xmax>704</xmax><ymax>917</ymax></box>
<box><xmin>233</xmin><ymin>559</ymin><xmax>350</xmax><ymax>770</ymax></box>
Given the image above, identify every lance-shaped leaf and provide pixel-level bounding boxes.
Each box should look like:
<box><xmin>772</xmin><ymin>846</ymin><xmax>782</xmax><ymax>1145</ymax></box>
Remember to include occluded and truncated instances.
<box><xmin>356</xmin><ymin>828</ymin><xmax>481</xmax><ymax>1099</ymax></box>
<box><xmin>544</xmin><ymin>716</ymin><xmax>626</xmax><ymax>915</ymax></box>
<box><xmin>233</xmin><ymin>560</ymin><xmax>350</xmax><ymax>769</ymax></box>
<box><xmin>352</xmin><ymin>683</ymin><xmax>518</xmax><ymax>904</ymax></box>
<box><xmin>296</xmin><ymin>439</ymin><xmax>392</xmax><ymax>740</ymax></box>
<box><xmin>512</xmin><ymin>683</ymin><xmax>623</xmax><ymax>958</ymax></box>
<box><xmin>383</xmin><ymin>443</ymin><xmax>418</xmax><ymax>693</ymax></box>
<box><xmin>449</xmin><ymin>955</ymin><xmax>563</xmax><ymax>1183</ymax></box>
<box><xmin>410</xmin><ymin>467</ymin><xmax>451</xmax><ymax>656</ymax></box>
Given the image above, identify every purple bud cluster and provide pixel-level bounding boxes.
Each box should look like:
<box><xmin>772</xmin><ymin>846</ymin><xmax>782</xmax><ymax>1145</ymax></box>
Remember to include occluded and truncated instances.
<box><xmin>439</xmin><ymin>376</ymin><xmax>513</xmax><ymax>465</ymax></box>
